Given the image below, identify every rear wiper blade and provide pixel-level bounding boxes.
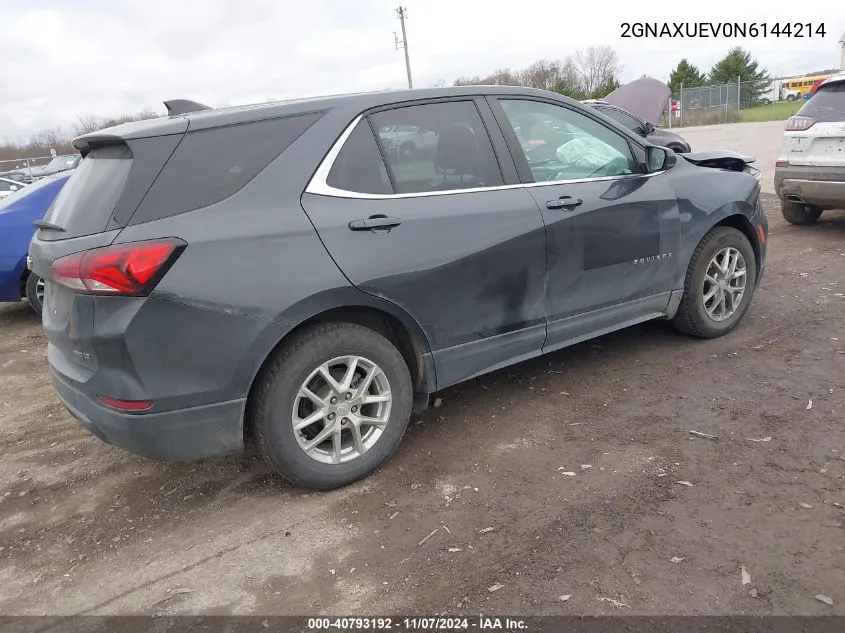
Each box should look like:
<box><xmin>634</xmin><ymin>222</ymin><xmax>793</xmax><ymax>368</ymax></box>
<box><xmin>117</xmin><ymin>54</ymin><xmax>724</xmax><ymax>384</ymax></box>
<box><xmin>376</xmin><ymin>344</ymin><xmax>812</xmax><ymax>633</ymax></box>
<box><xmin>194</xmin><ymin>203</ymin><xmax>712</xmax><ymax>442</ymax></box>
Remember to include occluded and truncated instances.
<box><xmin>34</xmin><ymin>220</ymin><xmax>65</xmax><ymax>231</ymax></box>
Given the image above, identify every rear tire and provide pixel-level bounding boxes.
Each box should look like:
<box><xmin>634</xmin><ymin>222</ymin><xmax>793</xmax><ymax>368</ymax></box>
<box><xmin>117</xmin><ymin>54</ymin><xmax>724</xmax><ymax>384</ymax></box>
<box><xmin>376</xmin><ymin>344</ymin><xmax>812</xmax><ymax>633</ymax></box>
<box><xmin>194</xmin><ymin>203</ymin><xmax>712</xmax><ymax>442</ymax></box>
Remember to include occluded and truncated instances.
<box><xmin>673</xmin><ymin>226</ymin><xmax>757</xmax><ymax>339</ymax></box>
<box><xmin>780</xmin><ymin>199</ymin><xmax>822</xmax><ymax>225</ymax></box>
<box><xmin>25</xmin><ymin>274</ymin><xmax>44</xmax><ymax>316</ymax></box>
<box><xmin>251</xmin><ymin>322</ymin><xmax>413</xmax><ymax>490</ymax></box>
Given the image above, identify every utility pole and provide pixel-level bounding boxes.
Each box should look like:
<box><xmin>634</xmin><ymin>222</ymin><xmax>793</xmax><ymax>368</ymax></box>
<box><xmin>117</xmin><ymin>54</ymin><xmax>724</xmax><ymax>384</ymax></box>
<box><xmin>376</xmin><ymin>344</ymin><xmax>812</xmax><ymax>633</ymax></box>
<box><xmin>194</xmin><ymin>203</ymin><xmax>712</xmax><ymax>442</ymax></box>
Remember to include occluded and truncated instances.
<box><xmin>394</xmin><ymin>6</ymin><xmax>413</xmax><ymax>89</ymax></box>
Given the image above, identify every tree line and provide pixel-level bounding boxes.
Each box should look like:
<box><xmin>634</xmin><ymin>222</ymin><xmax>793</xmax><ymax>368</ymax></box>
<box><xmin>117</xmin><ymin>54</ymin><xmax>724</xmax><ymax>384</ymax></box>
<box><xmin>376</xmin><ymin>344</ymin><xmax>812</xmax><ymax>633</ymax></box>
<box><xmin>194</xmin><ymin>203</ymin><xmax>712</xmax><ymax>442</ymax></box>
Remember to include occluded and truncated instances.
<box><xmin>451</xmin><ymin>45</ymin><xmax>622</xmax><ymax>100</ymax></box>
<box><xmin>0</xmin><ymin>109</ymin><xmax>160</xmax><ymax>166</ymax></box>
<box><xmin>668</xmin><ymin>47</ymin><xmax>770</xmax><ymax>107</ymax></box>
<box><xmin>1</xmin><ymin>46</ymin><xmax>774</xmax><ymax>165</ymax></box>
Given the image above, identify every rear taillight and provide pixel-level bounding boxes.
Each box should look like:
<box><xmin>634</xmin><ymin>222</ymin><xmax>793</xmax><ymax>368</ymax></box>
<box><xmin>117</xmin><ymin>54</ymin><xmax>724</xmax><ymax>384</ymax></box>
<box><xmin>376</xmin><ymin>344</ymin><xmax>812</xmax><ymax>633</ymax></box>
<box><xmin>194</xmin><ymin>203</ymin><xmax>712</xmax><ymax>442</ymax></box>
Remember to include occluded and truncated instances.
<box><xmin>50</xmin><ymin>238</ymin><xmax>186</xmax><ymax>296</ymax></box>
<box><xmin>785</xmin><ymin>116</ymin><xmax>816</xmax><ymax>131</ymax></box>
<box><xmin>775</xmin><ymin>160</ymin><xmax>789</xmax><ymax>167</ymax></box>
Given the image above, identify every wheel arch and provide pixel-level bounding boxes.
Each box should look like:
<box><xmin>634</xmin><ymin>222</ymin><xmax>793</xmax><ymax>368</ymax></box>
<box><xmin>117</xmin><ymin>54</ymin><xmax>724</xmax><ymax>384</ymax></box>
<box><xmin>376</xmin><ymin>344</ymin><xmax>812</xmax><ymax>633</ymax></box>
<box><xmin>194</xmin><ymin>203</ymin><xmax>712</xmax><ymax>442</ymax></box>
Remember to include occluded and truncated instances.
<box><xmin>712</xmin><ymin>213</ymin><xmax>762</xmax><ymax>283</ymax></box>
<box><xmin>667</xmin><ymin>210</ymin><xmax>762</xmax><ymax>319</ymax></box>
<box><xmin>243</xmin><ymin>292</ymin><xmax>437</xmax><ymax>445</ymax></box>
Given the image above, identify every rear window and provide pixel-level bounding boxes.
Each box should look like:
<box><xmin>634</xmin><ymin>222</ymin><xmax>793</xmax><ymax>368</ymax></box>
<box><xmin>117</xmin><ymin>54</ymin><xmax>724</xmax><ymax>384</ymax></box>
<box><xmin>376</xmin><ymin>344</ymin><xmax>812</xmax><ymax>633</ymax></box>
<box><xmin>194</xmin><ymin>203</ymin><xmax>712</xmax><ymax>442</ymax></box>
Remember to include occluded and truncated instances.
<box><xmin>130</xmin><ymin>111</ymin><xmax>323</xmax><ymax>224</ymax></box>
<box><xmin>797</xmin><ymin>82</ymin><xmax>845</xmax><ymax>121</ymax></box>
<box><xmin>41</xmin><ymin>145</ymin><xmax>132</xmax><ymax>239</ymax></box>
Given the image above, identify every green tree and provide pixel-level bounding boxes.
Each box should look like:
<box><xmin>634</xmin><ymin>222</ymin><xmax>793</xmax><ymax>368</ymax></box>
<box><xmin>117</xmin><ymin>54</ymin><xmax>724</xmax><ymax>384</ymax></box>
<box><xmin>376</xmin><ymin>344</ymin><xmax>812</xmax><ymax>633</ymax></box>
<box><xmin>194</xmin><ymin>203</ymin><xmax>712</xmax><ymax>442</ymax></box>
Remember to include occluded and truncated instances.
<box><xmin>667</xmin><ymin>59</ymin><xmax>705</xmax><ymax>94</ymax></box>
<box><xmin>589</xmin><ymin>76</ymin><xmax>620</xmax><ymax>99</ymax></box>
<box><xmin>708</xmin><ymin>47</ymin><xmax>770</xmax><ymax>107</ymax></box>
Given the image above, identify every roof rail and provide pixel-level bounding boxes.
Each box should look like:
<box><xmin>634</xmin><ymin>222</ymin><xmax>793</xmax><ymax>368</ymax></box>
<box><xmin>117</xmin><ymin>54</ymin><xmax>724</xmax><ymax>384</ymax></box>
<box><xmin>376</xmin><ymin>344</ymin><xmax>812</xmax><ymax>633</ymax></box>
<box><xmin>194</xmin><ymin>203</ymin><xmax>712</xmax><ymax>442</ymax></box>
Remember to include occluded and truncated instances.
<box><xmin>163</xmin><ymin>99</ymin><xmax>213</xmax><ymax>116</ymax></box>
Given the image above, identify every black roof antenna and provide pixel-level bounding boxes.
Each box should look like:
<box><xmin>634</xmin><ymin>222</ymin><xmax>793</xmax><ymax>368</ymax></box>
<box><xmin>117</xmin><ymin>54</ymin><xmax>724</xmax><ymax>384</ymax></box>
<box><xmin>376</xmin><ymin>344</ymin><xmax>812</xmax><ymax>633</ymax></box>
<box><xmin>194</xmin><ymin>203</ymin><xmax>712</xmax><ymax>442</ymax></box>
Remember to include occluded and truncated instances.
<box><xmin>163</xmin><ymin>99</ymin><xmax>213</xmax><ymax>116</ymax></box>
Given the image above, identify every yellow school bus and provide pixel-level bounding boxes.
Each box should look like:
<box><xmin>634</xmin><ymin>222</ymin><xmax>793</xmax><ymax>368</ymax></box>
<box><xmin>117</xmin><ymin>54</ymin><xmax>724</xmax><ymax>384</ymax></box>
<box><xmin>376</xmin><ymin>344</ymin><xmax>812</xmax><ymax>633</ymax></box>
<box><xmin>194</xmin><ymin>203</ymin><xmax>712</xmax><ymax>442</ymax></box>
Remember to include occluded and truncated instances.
<box><xmin>782</xmin><ymin>73</ymin><xmax>837</xmax><ymax>100</ymax></box>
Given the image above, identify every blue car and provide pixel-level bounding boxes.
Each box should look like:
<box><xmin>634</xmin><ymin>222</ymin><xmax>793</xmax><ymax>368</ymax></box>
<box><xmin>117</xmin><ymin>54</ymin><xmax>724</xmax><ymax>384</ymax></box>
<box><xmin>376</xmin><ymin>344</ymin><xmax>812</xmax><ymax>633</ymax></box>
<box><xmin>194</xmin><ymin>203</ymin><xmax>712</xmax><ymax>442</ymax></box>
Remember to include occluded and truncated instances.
<box><xmin>0</xmin><ymin>173</ymin><xmax>71</xmax><ymax>315</ymax></box>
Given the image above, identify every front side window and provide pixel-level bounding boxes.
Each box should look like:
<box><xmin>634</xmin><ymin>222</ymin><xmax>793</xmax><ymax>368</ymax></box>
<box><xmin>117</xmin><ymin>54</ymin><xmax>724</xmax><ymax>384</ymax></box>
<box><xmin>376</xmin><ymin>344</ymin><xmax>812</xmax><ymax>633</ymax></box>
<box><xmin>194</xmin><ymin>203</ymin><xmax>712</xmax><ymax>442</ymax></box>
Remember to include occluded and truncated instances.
<box><xmin>499</xmin><ymin>99</ymin><xmax>637</xmax><ymax>183</ymax></box>
<box><xmin>369</xmin><ymin>101</ymin><xmax>504</xmax><ymax>194</ymax></box>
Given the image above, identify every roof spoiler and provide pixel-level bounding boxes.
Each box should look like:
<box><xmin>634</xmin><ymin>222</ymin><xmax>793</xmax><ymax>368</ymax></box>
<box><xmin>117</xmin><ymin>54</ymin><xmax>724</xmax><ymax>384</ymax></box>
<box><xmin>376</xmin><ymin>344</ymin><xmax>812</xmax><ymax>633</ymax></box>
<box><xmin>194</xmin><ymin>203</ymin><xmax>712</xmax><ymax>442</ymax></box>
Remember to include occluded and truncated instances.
<box><xmin>164</xmin><ymin>99</ymin><xmax>213</xmax><ymax>116</ymax></box>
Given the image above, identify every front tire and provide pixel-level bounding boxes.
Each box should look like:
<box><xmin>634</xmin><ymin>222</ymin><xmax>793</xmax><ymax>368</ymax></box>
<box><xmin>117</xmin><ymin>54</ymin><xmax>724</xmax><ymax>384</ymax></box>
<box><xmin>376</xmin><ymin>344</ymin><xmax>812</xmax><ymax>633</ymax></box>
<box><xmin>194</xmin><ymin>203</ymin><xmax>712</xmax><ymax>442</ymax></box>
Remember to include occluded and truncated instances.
<box><xmin>25</xmin><ymin>273</ymin><xmax>44</xmax><ymax>316</ymax></box>
<box><xmin>673</xmin><ymin>226</ymin><xmax>757</xmax><ymax>339</ymax></box>
<box><xmin>780</xmin><ymin>199</ymin><xmax>822</xmax><ymax>225</ymax></box>
<box><xmin>251</xmin><ymin>322</ymin><xmax>413</xmax><ymax>490</ymax></box>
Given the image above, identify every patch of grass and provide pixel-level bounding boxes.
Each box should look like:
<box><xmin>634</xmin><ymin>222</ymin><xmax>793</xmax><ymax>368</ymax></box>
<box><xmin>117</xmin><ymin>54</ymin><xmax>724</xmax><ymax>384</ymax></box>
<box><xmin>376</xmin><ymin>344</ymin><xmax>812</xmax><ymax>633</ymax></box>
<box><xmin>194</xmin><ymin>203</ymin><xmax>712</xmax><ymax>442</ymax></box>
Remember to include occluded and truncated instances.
<box><xmin>741</xmin><ymin>100</ymin><xmax>803</xmax><ymax>122</ymax></box>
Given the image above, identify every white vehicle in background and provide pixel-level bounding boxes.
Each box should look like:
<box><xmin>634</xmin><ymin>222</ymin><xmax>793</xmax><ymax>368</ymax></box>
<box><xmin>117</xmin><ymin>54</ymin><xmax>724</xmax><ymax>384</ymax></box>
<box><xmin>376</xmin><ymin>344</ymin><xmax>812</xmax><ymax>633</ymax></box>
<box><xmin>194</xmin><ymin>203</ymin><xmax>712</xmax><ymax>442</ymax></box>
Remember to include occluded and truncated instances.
<box><xmin>774</xmin><ymin>73</ymin><xmax>845</xmax><ymax>224</ymax></box>
<box><xmin>763</xmin><ymin>80</ymin><xmax>801</xmax><ymax>104</ymax></box>
<box><xmin>378</xmin><ymin>124</ymin><xmax>438</xmax><ymax>158</ymax></box>
<box><xmin>0</xmin><ymin>177</ymin><xmax>26</xmax><ymax>199</ymax></box>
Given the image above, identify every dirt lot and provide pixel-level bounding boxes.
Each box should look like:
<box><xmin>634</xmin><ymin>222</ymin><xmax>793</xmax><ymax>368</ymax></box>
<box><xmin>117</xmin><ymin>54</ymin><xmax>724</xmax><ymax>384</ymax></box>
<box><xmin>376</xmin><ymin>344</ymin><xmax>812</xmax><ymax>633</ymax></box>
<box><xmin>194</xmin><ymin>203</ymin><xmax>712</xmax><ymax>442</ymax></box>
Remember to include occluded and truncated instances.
<box><xmin>1</xmin><ymin>193</ymin><xmax>844</xmax><ymax>617</ymax></box>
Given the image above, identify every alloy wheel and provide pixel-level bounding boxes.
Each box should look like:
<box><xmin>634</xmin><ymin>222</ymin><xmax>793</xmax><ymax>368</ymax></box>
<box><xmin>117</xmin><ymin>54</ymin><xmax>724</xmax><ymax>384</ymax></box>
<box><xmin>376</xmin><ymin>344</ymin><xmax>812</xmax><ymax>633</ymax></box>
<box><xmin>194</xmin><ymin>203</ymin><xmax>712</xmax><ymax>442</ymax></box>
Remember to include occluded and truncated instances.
<box><xmin>291</xmin><ymin>355</ymin><xmax>392</xmax><ymax>465</ymax></box>
<box><xmin>702</xmin><ymin>246</ymin><xmax>747</xmax><ymax>322</ymax></box>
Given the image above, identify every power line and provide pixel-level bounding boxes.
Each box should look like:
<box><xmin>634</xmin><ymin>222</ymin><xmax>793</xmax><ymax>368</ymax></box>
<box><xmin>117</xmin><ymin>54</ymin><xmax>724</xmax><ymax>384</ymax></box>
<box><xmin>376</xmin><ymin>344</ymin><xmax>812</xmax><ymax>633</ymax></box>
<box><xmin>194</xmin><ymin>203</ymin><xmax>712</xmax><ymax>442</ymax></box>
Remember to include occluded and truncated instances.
<box><xmin>394</xmin><ymin>6</ymin><xmax>413</xmax><ymax>89</ymax></box>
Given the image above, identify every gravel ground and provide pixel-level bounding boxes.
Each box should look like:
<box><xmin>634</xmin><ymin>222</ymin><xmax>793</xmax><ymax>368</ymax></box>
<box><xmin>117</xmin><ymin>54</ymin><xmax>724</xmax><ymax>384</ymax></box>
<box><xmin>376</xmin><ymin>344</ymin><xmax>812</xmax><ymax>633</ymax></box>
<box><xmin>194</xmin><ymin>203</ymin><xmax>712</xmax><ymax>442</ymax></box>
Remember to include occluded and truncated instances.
<box><xmin>1</xmin><ymin>194</ymin><xmax>844</xmax><ymax>617</ymax></box>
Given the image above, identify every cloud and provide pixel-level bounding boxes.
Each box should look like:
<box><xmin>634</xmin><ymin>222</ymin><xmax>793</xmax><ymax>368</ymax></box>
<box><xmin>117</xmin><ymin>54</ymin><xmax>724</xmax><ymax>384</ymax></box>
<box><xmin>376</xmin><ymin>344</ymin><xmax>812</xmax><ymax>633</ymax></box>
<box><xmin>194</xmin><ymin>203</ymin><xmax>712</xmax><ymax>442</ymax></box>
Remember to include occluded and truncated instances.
<box><xmin>3</xmin><ymin>0</ymin><xmax>843</xmax><ymax>142</ymax></box>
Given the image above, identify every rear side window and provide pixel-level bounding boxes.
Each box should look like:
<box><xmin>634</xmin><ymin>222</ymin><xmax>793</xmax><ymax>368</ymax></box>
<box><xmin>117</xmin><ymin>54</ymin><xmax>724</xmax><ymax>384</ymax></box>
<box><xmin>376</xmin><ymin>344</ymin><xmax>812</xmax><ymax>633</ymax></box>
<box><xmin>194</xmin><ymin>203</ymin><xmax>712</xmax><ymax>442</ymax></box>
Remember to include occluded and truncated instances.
<box><xmin>131</xmin><ymin>111</ymin><xmax>323</xmax><ymax>224</ymax></box>
<box><xmin>369</xmin><ymin>101</ymin><xmax>504</xmax><ymax>194</ymax></box>
<box><xmin>798</xmin><ymin>82</ymin><xmax>845</xmax><ymax>122</ymax></box>
<box><xmin>41</xmin><ymin>146</ymin><xmax>132</xmax><ymax>239</ymax></box>
<box><xmin>326</xmin><ymin>120</ymin><xmax>392</xmax><ymax>194</ymax></box>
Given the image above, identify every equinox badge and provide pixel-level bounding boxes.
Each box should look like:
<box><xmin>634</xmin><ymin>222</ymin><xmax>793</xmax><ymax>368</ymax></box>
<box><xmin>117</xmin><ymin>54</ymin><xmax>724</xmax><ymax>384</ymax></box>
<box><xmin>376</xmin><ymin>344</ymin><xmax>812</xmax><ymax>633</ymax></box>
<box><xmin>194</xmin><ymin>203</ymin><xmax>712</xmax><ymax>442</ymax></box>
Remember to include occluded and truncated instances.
<box><xmin>633</xmin><ymin>252</ymin><xmax>673</xmax><ymax>264</ymax></box>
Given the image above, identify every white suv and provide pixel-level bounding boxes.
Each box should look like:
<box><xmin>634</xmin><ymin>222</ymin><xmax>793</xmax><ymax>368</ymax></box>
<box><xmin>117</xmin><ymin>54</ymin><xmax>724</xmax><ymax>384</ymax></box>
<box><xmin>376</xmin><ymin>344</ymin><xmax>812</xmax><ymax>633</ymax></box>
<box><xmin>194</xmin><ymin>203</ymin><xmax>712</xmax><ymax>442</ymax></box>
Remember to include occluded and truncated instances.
<box><xmin>774</xmin><ymin>73</ymin><xmax>845</xmax><ymax>224</ymax></box>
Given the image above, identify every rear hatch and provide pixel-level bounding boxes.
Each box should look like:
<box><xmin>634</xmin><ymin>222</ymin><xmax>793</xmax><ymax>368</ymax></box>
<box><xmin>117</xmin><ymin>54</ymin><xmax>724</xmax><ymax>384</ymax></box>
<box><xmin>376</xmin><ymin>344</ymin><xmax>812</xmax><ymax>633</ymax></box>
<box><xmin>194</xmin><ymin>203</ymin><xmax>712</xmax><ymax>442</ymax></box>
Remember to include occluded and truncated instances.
<box><xmin>782</xmin><ymin>78</ymin><xmax>845</xmax><ymax>168</ymax></box>
<box><xmin>29</xmin><ymin>118</ymin><xmax>188</xmax><ymax>381</ymax></box>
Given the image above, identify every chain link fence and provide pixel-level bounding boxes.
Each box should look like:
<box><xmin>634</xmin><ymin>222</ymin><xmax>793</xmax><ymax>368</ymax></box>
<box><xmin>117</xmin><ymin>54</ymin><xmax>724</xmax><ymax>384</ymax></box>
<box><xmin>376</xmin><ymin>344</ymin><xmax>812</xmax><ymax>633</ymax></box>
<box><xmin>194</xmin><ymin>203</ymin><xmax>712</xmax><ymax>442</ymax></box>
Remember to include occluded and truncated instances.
<box><xmin>659</xmin><ymin>79</ymin><xmax>784</xmax><ymax>127</ymax></box>
<box><xmin>0</xmin><ymin>155</ymin><xmax>54</xmax><ymax>181</ymax></box>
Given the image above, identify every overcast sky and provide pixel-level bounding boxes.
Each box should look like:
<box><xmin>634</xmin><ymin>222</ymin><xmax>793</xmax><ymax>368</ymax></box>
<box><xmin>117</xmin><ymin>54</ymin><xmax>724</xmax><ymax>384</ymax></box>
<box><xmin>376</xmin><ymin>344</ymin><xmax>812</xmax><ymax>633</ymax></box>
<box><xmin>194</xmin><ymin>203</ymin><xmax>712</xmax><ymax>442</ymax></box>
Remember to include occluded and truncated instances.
<box><xmin>3</xmin><ymin>0</ymin><xmax>843</xmax><ymax>142</ymax></box>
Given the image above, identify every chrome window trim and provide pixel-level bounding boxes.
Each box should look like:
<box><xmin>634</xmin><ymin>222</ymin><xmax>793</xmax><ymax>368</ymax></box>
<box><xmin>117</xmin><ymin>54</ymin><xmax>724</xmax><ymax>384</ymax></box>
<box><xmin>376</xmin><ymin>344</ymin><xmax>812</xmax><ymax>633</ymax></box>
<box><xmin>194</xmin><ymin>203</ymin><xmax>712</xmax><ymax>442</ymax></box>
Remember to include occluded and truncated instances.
<box><xmin>304</xmin><ymin>113</ymin><xmax>666</xmax><ymax>201</ymax></box>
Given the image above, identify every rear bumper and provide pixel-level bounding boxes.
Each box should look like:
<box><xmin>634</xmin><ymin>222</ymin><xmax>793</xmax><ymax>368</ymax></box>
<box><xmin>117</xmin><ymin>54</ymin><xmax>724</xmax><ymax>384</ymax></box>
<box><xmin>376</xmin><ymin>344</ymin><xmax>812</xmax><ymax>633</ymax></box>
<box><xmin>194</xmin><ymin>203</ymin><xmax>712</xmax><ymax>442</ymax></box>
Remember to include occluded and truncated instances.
<box><xmin>52</xmin><ymin>369</ymin><xmax>245</xmax><ymax>460</ymax></box>
<box><xmin>774</xmin><ymin>165</ymin><xmax>845</xmax><ymax>209</ymax></box>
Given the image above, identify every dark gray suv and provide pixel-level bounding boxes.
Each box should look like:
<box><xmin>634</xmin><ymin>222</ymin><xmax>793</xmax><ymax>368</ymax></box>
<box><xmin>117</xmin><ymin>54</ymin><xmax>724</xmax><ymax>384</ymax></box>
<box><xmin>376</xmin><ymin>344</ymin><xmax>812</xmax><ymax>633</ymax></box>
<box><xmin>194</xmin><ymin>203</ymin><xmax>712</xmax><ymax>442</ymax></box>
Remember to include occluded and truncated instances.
<box><xmin>29</xmin><ymin>86</ymin><xmax>767</xmax><ymax>490</ymax></box>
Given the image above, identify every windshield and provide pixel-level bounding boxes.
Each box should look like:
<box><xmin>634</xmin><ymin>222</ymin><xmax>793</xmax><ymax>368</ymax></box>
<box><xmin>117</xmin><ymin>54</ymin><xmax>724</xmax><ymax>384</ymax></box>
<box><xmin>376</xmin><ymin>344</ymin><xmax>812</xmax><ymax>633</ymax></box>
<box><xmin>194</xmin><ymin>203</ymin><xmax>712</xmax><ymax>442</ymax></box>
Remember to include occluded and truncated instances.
<box><xmin>41</xmin><ymin>155</ymin><xmax>78</xmax><ymax>171</ymax></box>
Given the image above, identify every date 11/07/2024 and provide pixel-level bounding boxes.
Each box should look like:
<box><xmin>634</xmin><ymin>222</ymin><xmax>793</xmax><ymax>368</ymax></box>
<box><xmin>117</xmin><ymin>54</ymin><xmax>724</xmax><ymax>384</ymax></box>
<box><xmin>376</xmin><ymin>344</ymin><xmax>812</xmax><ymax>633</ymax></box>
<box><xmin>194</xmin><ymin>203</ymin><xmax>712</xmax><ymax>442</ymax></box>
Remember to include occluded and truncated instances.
<box><xmin>307</xmin><ymin>617</ymin><xmax>528</xmax><ymax>630</ymax></box>
<box><xmin>621</xmin><ymin>22</ymin><xmax>827</xmax><ymax>38</ymax></box>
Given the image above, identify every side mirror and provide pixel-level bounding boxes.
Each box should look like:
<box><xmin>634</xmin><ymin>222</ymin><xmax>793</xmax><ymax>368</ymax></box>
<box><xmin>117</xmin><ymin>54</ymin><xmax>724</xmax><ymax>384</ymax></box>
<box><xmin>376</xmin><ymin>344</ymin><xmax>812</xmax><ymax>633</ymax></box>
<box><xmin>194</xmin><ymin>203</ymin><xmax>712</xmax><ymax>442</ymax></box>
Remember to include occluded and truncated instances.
<box><xmin>641</xmin><ymin>122</ymin><xmax>655</xmax><ymax>135</ymax></box>
<box><xmin>646</xmin><ymin>145</ymin><xmax>676</xmax><ymax>172</ymax></box>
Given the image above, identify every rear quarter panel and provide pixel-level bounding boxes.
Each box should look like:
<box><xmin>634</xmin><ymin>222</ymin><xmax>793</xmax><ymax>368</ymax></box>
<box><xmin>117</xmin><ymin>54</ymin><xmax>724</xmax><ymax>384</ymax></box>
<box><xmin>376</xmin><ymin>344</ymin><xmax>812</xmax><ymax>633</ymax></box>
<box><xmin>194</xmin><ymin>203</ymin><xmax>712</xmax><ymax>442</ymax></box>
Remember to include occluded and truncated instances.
<box><xmin>108</xmin><ymin>107</ymin><xmax>433</xmax><ymax>409</ymax></box>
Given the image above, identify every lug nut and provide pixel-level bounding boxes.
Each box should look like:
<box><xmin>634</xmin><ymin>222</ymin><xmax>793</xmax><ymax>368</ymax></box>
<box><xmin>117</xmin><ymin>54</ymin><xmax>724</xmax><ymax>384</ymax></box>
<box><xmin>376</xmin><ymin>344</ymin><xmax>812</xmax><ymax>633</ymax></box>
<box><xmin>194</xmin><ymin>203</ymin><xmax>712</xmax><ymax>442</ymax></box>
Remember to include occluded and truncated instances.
<box><xmin>342</xmin><ymin>417</ymin><xmax>349</xmax><ymax>424</ymax></box>
<box><xmin>328</xmin><ymin>413</ymin><xmax>335</xmax><ymax>420</ymax></box>
<box><xmin>330</xmin><ymin>397</ymin><xmax>338</xmax><ymax>404</ymax></box>
<box><xmin>351</xmin><ymin>406</ymin><xmax>358</xmax><ymax>413</ymax></box>
<box><xmin>345</xmin><ymin>393</ymin><xmax>352</xmax><ymax>400</ymax></box>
